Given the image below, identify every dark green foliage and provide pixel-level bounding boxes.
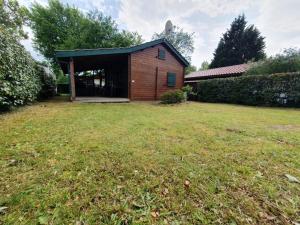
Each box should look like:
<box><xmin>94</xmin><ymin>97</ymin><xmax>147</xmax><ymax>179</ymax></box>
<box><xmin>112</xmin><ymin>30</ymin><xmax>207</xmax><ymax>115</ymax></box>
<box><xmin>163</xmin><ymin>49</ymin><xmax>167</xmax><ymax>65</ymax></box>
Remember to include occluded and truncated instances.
<box><xmin>246</xmin><ymin>48</ymin><xmax>300</xmax><ymax>75</ymax></box>
<box><xmin>182</xmin><ymin>85</ymin><xmax>195</xmax><ymax>100</ymax></box>
<box><xmin>160</xmin><ymin>90</ymin><xmax>186</xmax><ymax>104</ymax></box>
<box><xmin>210</xmin><ymin>14</ymin><xmax>265</xmax><ymax>68</ymax></box>
<box><xmin>195</xmin><ymin>73</ymin><xmax>300</xmax><ymax>107</ymax></box>
<box><xmin>185</xmin><ymin>65</ymin><xmax>197</xmax><ymax>74</ymax></box>
<box><xmin>0</xmin><ymin>29</ymin><xmax>41</xmax><ymax>111</ymax></box>
<box><xmin>36</xmin><ymin>65</ymin><xmax>56</xmax><ymax>99</ymax></box>
<box><xmin>56</xmin><ymin>72</ymin><xmax>68</xmax><ymax>84</ymax></box>
<box><xmin>28</xmin><ymin>0</ymin><xmax>142</xmax><ymax>64</ymax></box>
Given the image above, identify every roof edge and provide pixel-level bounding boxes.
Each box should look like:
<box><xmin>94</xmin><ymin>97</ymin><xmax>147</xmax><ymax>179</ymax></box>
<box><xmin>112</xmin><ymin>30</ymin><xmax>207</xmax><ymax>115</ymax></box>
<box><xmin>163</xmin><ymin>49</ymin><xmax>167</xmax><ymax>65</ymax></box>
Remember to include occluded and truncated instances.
<box><xmin>55</xmin><ymin>38</ymin><xmax>189</xmax><ymax>67</ymax></box>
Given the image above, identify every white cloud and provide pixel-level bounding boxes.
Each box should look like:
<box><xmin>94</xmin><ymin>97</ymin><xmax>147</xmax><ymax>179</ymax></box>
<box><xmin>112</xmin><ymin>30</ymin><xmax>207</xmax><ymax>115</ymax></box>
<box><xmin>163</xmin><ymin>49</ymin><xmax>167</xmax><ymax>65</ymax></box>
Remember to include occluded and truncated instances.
<box><xmin>255</xmin><ymin>0</ymin><xmax>300</xmax><ymax>56</ymax></box>
<box><xmin>18</xmin><ymin>0</ymin><xmax>300</xmax><ymax>68</ymax></box>
<box><xmin>118</xmin><ymin>0</ymin><xmax>256</xmax><ymax>67</ymax></box>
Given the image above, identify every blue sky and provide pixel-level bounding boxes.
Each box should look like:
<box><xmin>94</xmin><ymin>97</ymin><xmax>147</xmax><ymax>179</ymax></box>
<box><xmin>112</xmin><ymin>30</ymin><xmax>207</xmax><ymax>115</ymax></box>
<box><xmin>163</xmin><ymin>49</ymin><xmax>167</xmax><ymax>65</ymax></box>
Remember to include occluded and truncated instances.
<box><xmin>19</xmin><ymin>0</ymin><xmax>300</xmax><ymax>68</ymax></box>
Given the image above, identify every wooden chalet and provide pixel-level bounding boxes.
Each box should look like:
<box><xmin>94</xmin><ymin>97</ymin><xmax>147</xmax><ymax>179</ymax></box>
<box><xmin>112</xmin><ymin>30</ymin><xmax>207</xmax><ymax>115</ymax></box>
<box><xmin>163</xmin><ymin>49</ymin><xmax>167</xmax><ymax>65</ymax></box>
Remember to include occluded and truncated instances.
<box><xmin>55</xmin><ymin>39</ymin><xmax>189</xmax><ymax>101</ymax></box>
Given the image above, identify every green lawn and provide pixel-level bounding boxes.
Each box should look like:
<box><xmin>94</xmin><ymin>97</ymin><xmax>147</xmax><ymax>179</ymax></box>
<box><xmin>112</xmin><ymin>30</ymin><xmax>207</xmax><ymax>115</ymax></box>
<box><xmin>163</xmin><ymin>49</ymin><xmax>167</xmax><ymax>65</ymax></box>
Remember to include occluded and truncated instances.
<box><xmin>1</xmin><ymin>99</ymin><xmax>300</xmax><ymax>224</ymax></box>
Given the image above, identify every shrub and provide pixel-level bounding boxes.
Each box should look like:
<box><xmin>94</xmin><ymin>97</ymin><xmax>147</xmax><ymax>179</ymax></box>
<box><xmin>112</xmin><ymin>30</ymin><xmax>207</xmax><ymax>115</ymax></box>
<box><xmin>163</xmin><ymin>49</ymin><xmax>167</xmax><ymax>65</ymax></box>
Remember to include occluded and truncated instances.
<box><xmin>36</xmin><ymin>65</ymin><xmax>56</xmax><ymax>99</ymax></box>
<box><xmin>160</xmin><ymin>90</ymin><xmax>186</xmax><ymax>104</ymax></box>
<box><xmin>246</xmin><ymin>48</ymin><xmax>300</xmax><ymax>75</ymax></box>
<box><xmin>182</xmin><ymin>85</ymin><xmax>195</xmax><ymax>100</ymax></box>
<box><xmin>0</xmin><ymin>29</ymin><xmax>41</xmax><ymax>111</ymax></box>
<box><xmin>196</xmin><ymin>72</ymin><xmax>300</xmax><ymax>107</ymax></box>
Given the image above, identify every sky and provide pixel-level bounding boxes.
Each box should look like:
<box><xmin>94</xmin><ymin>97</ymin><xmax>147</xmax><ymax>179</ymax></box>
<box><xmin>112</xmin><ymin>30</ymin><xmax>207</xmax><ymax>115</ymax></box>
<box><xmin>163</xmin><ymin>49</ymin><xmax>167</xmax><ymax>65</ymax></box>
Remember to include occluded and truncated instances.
<box><xmin>19</xmin><ymin>0</ymin><xmax>300</xmax><ymax>68</ymax></box>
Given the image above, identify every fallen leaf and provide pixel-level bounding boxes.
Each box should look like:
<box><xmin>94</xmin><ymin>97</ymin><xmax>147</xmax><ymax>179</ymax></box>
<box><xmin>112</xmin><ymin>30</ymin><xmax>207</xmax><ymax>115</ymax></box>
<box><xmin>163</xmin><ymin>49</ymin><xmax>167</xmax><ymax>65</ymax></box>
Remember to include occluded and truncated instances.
<box><xmin>162</xmin><ymin>188</ymin><xmax>169</xmax><ymax>196</ymax></box>
<box><xmin>7</xmin><ymin>159</ymin><xmax>18</xmax><ymax>166</ymax></box>
<box><xmin>265</xmin><ymin>215</ymin><xmax>276</xmax><ymax>221</ymax></box>
<box><xmin>184</xmin><ymin>180</ymin><xmax>191</xmax><ymax>188</ymax></box>
<box><xmin>285</xmin><ymin>174</ymin><xmax>300</xmax><ymax>183</ymax></box>
<box><xmin>0</xmin><ymin>206</ymin><xmax>8</xmax><ymax>214</ymax></box>
<box><xmin>151</xmin><ymin>211</ymin><xmax>159</xmax><ymax>218</ymax></box>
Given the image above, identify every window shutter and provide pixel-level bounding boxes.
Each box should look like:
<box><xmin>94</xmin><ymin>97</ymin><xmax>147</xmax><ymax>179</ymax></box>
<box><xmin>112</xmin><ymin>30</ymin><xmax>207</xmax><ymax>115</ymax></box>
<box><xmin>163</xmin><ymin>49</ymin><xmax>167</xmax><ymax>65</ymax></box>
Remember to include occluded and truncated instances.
<box><xmin>167</xmin><ymin>72</ymin><xmax>176</xmax><ymax>87</ymax></box>
<box><xmin>158</xmin><ymin>49</ymin><xmax>166</xmax><ymax>60</ymax></box>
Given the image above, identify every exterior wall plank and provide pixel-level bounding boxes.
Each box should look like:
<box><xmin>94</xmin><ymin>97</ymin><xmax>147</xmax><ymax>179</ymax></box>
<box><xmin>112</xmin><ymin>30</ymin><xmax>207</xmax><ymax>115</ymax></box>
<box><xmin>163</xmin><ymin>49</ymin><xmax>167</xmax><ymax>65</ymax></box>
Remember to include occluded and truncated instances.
<box><xmin>130</xmin><ymin>44</ymin><xmax>184</xmax><ymax>100</ymax></box>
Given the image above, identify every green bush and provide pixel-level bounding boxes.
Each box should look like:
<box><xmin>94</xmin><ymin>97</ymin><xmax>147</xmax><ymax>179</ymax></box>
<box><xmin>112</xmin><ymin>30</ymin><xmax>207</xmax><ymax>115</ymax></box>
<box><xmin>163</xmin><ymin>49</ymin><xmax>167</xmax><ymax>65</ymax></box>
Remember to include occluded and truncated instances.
<box><xmin>182</xmin><ymin>85</ymin><xmax>195</xmax><ymax>100</ymax></box>
<box><xmin>0</xmin><ymin>29</ymin><xmax>41</xmax><ymax>111</ymax></box>
<box><xmin>160</xmin><ymin>90</ymin><xmax>186</xmax><ymax>104</ymax></box>
<box><xmin>246</xmin><ymin>48</ymin><xmax>300</xmax><ymax>75</ymax></box>
<box><xmin>36</xmin><ymin>65</ymin><xmax>56</xmax><ymax>99</ymax></box>
<box><xmin>196</xmin><ymin>73</ymin><xmax>300</xmax><ymax>107</ymax></box>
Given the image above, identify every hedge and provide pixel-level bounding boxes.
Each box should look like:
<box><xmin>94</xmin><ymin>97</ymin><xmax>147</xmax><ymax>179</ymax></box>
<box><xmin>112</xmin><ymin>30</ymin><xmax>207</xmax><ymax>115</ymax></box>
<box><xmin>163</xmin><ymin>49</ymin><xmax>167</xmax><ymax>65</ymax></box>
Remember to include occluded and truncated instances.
<box><xmin>0</xmin><ymin>29</ymin><xmax>56</xmax><ymax>111</ymax></box>
<box><xmin>0</xmin><ymin>29</ymin><xmax>41</xmax><ymax>111</ymax></box>
<box><xmin>195</xmin><ymin>72</ymin><xmax>300</xmax><ymax>107</ymax></box>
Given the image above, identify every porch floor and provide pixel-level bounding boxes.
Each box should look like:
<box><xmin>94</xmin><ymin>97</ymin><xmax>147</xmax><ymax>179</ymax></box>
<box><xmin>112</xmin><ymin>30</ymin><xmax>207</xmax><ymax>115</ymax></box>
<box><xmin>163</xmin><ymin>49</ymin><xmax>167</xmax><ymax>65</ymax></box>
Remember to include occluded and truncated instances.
<box><xmin>74</xmin><ymin>97</ymin><xmax>130</xmax><ymax>103</ymax></box>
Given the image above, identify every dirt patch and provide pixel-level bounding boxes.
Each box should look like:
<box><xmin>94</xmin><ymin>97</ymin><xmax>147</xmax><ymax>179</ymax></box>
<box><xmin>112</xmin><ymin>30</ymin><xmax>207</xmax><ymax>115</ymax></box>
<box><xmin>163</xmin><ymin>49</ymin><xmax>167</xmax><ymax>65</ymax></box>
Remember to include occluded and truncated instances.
<box><xmin>226</xmin><ymin>128</ymin><xmax>245</xmax><ymax>134</ymax></box>
<box><xmin>270</xmin><ymin>125</ymin><xmax>300</xmax><ymax>131</ymax></box>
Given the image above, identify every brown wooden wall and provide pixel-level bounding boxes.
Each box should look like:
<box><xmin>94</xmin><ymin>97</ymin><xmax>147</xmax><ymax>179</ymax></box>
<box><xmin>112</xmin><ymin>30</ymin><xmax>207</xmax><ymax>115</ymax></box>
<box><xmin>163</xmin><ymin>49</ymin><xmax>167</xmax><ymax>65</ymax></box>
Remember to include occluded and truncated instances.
<box><xmin>129</xmin><ymin>44</ymin><xmax>185</xmax><ymax>100</ymax></box>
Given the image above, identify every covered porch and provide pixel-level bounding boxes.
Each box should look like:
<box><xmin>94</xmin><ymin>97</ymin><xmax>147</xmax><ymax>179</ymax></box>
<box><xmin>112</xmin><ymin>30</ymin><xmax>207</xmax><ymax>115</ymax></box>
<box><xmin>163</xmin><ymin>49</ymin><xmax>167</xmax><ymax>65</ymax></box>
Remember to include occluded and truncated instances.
<box><xmin>56</xmin><ymin>52</ymin><xmax>130</xmax><ymax>101</ymax></box>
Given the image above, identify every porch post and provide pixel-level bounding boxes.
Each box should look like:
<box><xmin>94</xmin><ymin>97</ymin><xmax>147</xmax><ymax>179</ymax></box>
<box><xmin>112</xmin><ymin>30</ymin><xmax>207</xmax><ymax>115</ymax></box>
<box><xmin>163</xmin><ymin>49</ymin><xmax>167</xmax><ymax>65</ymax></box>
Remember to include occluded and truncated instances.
<box><xmin>69</xmin><ymin>58</ymin><xmax>76</xmax><ymax>101</ymax></box>
<box><xmin>128</xmin><ymin>54</ymin><xmax>131</xmax><ymax>100</ymax></box>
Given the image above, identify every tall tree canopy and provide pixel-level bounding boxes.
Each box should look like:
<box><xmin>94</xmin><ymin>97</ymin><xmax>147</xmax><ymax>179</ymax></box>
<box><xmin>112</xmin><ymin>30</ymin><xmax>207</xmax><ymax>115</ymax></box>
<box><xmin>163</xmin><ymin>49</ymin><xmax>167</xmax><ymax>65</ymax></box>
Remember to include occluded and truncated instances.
<box><xmin>210</xmin><ymin>14</ymin><xmax>265</xmax><ymax>68</ymax></box>
<box><xmin>0</xmin><ymin>0</ymin><xmax>28</xmax><ymax>39</ymax></box>
<box><xmin>199</xmin><ymin>61</ymin><xmax>209</xmax><ymax>71</ymax></box>
<box><xmin>152</xmin><ymin>21</ymin><xmax>194</xmax><ymax>62</ymax></box>
<box><xmin>28</xmin><ymin>0</ymin><xmax>142</xmax><ymax>64</ymax></box>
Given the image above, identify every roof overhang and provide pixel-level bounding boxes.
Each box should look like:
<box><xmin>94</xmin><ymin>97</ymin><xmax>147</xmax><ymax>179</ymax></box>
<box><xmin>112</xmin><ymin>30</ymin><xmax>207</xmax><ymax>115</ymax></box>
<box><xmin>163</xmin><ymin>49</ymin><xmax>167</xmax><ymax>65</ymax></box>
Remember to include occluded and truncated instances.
<box><xmin>55</xmin><ymin>38</ymin><xmax>189</xmax><ymax>73</ymax></box>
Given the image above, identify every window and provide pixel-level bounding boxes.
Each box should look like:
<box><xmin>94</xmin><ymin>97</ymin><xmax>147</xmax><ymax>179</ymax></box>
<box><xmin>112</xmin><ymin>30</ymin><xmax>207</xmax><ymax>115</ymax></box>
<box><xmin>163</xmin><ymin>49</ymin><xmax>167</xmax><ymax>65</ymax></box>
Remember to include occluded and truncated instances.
<box><xmin>158</xmin><ymin>49</ymin><xmax>166</xmax><ymax>60</ymax></box>
<box><xmin>167</xmin><ymin>72</ymin><xmax>176</xmax><ymax>87</ymax></box>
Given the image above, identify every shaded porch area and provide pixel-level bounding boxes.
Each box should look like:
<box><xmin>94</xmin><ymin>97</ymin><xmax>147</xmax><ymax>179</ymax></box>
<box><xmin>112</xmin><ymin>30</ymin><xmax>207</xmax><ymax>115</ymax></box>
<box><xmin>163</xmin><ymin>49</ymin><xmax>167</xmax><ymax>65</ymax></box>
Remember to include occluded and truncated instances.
<box><xmin>57</xmin><ymin>53</ymin><xmax>129</xmax><ymax>101</ymax></box>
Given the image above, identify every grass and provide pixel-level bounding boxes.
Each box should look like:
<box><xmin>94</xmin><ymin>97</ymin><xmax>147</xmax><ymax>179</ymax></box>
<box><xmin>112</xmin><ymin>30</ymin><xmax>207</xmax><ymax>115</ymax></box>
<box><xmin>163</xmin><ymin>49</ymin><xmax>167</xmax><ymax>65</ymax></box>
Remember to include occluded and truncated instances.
<box><xmin>0</xmin><ymin>98</ymin><xmax>300</xmax><ymax>224</ymax></box>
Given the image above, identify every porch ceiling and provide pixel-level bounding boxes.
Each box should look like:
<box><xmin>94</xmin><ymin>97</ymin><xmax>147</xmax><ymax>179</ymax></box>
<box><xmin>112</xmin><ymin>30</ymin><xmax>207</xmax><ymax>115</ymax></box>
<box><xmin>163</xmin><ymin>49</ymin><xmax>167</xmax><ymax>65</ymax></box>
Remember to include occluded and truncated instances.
<box><xmin>57</xmin><ymin>53</ymin><xmax>128</xmax><ymax>74</ymax></box>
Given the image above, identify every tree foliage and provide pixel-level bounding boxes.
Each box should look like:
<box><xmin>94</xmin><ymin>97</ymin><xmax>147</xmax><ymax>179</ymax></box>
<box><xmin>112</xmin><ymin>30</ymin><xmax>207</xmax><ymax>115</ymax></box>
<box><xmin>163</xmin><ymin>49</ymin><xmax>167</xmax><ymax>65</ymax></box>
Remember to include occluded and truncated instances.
<box><xmin>0</xmin><ymin>29</ymin><xmax>41</xmax><ymax>111</ymax></box>
<box><xmin>199</xmin><ymin>61</ymin><xmax>209</xmax><ymax>71</ymax></box>
<box><xmin>28</xmin><ymin>0</ymin><xmax>142</xmax><ymax>64</ymax></box>
<box><xmin>0</xmin><ymin>0</ymin><xmax>56</xmax><ymax>111</ymax></box>
<box><xmin>0</xmin><ymin>0</ymin><xmax>28</xmax><ymax>39</ymax></box>
<box><xmin>185</xmin><ymin>65</ymin><xmax>197</xmax><ymax>74</ymax></box>
<box><xmin>152</xmin><ymin>22</ymin><xmax>194</xmax><ymax>62</ymax></box>
<box><xmin>210</xmin><ymin>14</ymin><xmax>265</xmax><ymax>68</ymax></box>
<box><xmin>246</xmin><ymin>48</ymin><xmax>300</xmax><ymax>75</ymax></box>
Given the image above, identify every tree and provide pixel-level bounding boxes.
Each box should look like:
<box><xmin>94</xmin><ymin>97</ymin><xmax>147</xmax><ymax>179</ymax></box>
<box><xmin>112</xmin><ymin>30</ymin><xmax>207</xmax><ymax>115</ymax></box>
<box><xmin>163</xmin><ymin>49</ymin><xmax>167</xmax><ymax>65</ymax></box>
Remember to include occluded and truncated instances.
<box><xmin>28</xmin><ymin>0</ymin><xmax>142</xmax><ymax>64</ymax></box>
<box><xmin>152</xmin><ymin>20</ymin><xmax>194</xmax><ymax>62</ymax></box>
<box><xmin>0</xmin><ymin>0</ymin><xmax>28</xmax><ymax>39</ymax></box>
<box><xmin>210</xmin><ymin>14</ymin><xmax>265</xmax><ymax>68</ymax></box>
<box><xmin>185</xmin><ymin>65</ymin><xmax>197</xmax><ymax>74</ymax></box>
<box><xmin>245</xmin><ymin>48</ymin><xmax>300</xmax><ymax>75</ymax></box>
<box><xmin>199</xmin><ymin>61</ymin><xmax>209</xmax><ymax>70</ymax></box>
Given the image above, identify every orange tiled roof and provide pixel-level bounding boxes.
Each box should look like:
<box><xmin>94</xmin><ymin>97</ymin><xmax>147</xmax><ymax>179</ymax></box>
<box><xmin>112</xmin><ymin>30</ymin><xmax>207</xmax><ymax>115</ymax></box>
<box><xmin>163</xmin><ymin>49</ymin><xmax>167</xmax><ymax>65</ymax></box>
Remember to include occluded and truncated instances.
<box><xmin>185</xmin><ymin>64</ymin><xmax>250</xmax><ymax>79</ymax></box>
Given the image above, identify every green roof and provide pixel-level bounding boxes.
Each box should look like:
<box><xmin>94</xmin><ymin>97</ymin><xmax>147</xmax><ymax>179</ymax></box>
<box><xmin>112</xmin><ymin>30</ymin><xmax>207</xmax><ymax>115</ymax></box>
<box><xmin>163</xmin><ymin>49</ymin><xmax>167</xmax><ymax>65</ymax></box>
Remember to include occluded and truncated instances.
<box><xmin>55</xmin><ymin>38</ymin><xmax>189</xmax><ymax>67</ymax></box>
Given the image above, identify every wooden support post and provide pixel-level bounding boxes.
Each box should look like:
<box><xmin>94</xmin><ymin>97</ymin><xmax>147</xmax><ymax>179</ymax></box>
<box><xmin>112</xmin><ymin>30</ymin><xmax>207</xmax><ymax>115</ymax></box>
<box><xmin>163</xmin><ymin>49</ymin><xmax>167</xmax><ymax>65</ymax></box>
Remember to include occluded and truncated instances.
<box><xmin>155</xmin><ymin>67</ymin><xmax>158</xmax><ymax>100</ymax></box>
<box><xmin>69</xmin><ymin>58</ymin><xmax>76</xmax><ymax>101</ymax></box>
<box><xmin>128</xmin><ymin>54</ymin><xmax>131</xmax><ymax>100</ymax></box>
